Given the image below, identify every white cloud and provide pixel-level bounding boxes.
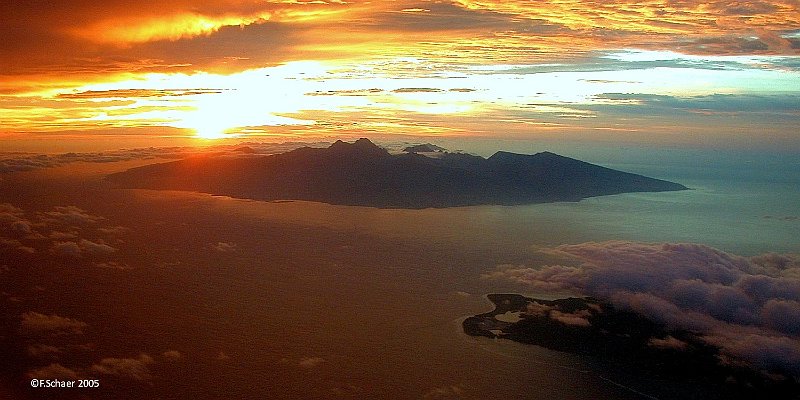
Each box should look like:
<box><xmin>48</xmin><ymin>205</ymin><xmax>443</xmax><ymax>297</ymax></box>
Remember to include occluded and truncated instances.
<box><xmin>549</xmin><ymin>310</ymin><xmax>591</xmax><ymax>327</ymax></box>
<box><xmin>211</xmin><ymin>241</ymin><xmax>237</xmax><ymax>252</ymax></box>
<box><xmin>78</xmin><ymin>239</ymin><xmax>117</xmax><ymax>255</ymax></box>
<box><xmin>0</xmin><ymin>237</ymin><xmax>35</xmax><ymax>253</ymax></box>
<box><xmin>27</xmin><ymin>344</ymin><xmax>62</xmax><ymax>358</ymax></box>
<box><xmin>761</xmin><ymin>299</ymin><xmax>800</xmax><ymax>335</ymax></box>
<box><xmin>26</xmin><ymin>363</ymin><xmax>80</xmax><ymax>380</ymax></box>
<box><xmin>20</xmin><ymin>312</ymin><xmax>87</xmax><ymax>336</ymax></box>
<box><xmin>51</xmin><ymin>241</ymin><xmax>82</xmax><ymax>257</ymax></box>
<box><xmin>162</xmin><ymin>350</ymin><xmax>182</xmax><ymax>361</ymax></box>
<box><xmin>43</xmin><ymin>206</ymin><xmax>104</xmax><ymax>226</ymax></box>
<box><xmin>298</xmin><ymin>357</ymin><xmax>325</xmax><ymax>369</ymax></box>
<box><xmin>1</xmin><ymin>203</ymin><xmax>126</xmax><ymax>259</ymax></box>
<box><xmin>648</xmin><ymin>336</ymin><xmax>688</xmax><ymax>350</ymax></box>
<box><xmin>484</xmin><ymin>241</ymin><xmax>800</xmax><ymax>374</ymax></box>
<box><xmin>51</xmin><ymin>238</ymin><xmax>117</xmax><ymax>257</ymax></box>
<box><xmin>0</xmin><ymin>203</ymin><xmax>37</xmax><ymax>241</ymax></box>
<box><xmin>91</xmin><ymin>354</ymin><xmax>154</xmax><ymax>381</ymax></box>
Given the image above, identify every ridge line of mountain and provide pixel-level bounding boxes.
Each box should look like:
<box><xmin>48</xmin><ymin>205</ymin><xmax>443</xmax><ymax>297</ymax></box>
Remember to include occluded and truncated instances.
<box><xmin>106</xmin><ymin>138</ymin><xmax>688</xmax><ymax>209</ymax></box>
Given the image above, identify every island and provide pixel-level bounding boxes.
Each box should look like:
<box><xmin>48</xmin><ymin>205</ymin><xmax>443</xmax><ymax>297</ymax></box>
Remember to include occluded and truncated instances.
<box><xmin>106</xmin><ymin>138</ymin><xmax>687</xmax><ymax>209</ymax></box>
<box><xmin>402</xmin><ymin>143</ymin><xmax>447</xmax><ymax>153</ymax></box>
<box><xmin>464</xmin><ymin>294</ymin><xmax>799</xmax><ymax>399</ymax></box>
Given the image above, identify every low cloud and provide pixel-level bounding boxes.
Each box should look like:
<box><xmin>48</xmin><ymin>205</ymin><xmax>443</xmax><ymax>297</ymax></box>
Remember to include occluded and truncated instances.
<box><xmin>525</xmin><ymin>301</ymin><xmax>553</xmax><ymax>316</ymax></box>
<box><xmin>26</xmin><ymin>363</ymin><xmax>80</xmax><ymax>380</ymax></box>
<box><xmin>49</xmin><ymin>231</ymin><xmax>78</xmax><ymax>240</ymax></box>
<box><xmin>162</xmin><ymin>350</ymin><xmax>183</xmax><ymax>361</ymax></box>
<box><xmin>0</xmin><ymin>203</ymin><xmax>24</xmax><ymax>217</ymax></box>
<box><xmin>51</xmin><ymin>239</ymin><xmax>117</xmax><ymax>258</ymax></box>
<box><xmin>484</xmin><ymin>241</ymin><xmax>800</xmax><ymax>375</ymax></box>
<box><xmin>20</xmin><ymin>312</ymin><xmax>87</xmax><ymax>336</ymax></box>
<box><xmin>27</xmin><ymin>344</ymin><xmax>62</xmax><ymax>358</ymax></box>
<box><xmin>708</xmin><ymin>333</ymin><xmax>800</xmax><ymax>373</ymax></box>
<box><xmin>0</xmin><ymin>147</ymin><xmax>192</xmax><ymax>173</ymax></box>
<box><xmin>211</xmin><ymin>241</ymin><xmax>237</xmax><ymax>253</ymax></box>
<box><xmin>94</xmin><ymin>261</ymin><xmax>130</xmax><ymax>270</ymax></box>
<box><xmin>549</xmin><ymin>310</ymin><xmax>591</xmax><ymax>327</ymax></box>
<box><xmin>0</xmin><ymin>142</ymin><xmax>315</xmax><ymax>174</ymax></box>
<box><xmin>0</xmin><ymin>203</ymin><xmax>35</xmax><ymax>241</ymax></box>
<box><xmin>97</xmin><ymin>226</ymin><xmax>129</xmax><ymax>235</ymax></box>
<box><xmin>0</xmin><ymin>203</ymin><xmax>124</xmax><ymax>259</ymax></box>
<box><xmin>91</xmin><ymin>354</ymin><xmax>154</xmax><ymax>381</ymax></box>
<box><xmin>297</xmin><ymin>357</ymin><xmax>325</xmax><ymax>369</ymax></box>
<box><xmin>51</xmin><ymin>241</ymin><xmax>82</xmax><ymax>257</ymax></box>
<box><xmin>648</xmin><ymin>336</ymin><xmax>688</xmax><ymax>350</ymax></box>
<box><xmin>43</xmin><ymin>206</ymin><xmax>104</xmax><ymax>226</ymax></box>
<box><xmin>0</xmin><ymin>237</ymin><xmax>35</xmax><ymax>253</ymax></box>
<box><xmin>78</xmin><ymin>239</ymin><xmax>117</xmax><ymax>255</ymax></box>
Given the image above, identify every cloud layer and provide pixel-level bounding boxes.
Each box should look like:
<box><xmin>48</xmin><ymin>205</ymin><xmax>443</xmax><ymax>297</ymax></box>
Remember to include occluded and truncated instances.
<box><xmin>91</xmin><ymin>354</ymin><xmax>155</xmax><ymax>381</ymax></box>
<box><xmin>484</xmin><ymin>241</ymin><xmax>800</xmax><ymax>375</ymax></box>
<box><xmin>20</xmin><ymin>312</ymin><xmax>88</xmax><ymax>336</ymax></box>
<box><xmin>2</xmin><ymin>1</ymin><xmax>798</xmax><ymax>92</ymax></box>
<box><xmin>0</xmin><ymin>202</ymin><xmax>130</xmax><ymax>272</ymax></box>
<box><xmin>2</xmin><ymin>1</ymin><xmax>798</xmax><ymax>149</ymax></box>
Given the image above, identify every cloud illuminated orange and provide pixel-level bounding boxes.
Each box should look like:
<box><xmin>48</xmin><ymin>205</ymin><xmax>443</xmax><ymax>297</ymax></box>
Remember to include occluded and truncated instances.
<box><xmin>3</xmin><ymin>1</ymin><xmax>798</xmax><ymax>91</ymax></box>
<box><xmin>1</xmin><ymin>0</ymin><xmax>799</xmax><ymax>150</ymax></box>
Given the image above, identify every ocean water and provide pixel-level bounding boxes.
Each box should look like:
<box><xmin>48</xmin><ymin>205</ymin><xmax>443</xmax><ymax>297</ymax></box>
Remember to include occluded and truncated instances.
<box><xmin>190</xmin><ymin>147</ymin><xmax>800</xmax><ymax>256</ymax></box>
<box><xmin>594</xmin><ymin>148</ymin><xmax>800</xmax><ymax>255</ymax></box>
<box><xmin>2</xmin><ymin>146</ymin><xmax>798</xmax><ymax>399</ymax></box>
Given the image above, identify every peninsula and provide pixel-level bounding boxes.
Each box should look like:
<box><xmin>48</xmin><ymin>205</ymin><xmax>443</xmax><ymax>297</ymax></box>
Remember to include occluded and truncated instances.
<box><xmin>464</xmin><ymin>294</ymin><xmax>800</xmax><ymax>399</ymax></box>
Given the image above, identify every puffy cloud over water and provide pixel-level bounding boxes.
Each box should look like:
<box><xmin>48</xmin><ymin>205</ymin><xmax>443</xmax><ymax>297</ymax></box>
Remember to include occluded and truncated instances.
<box><xmin>0</xmin><ymin>203</ymin><xmax>125</xmax><ymax>262</ymax></box>
<box><xmin>52</xmin><ymin>239</ymin><xmax>117</xmax><ymax>258</ymax></box>
<box><xmin>43</xmin><ymin>206</ymin><xmax>105</xmax><ymax>226</ymax></box>
<box><xmin>297</xmin><ymin>357</ymin><xmax>326</xmax><ymax>369</ymax></box>
<box><xmin>20</xmin><ymin>312</ymin><xmax>88</xmax><ymax>336</ymax></box>
<box><xmin>91</xmin><ymin>354</ymin><xmax>155</xmax><ymax>381</ymax></box>
<box><xmin>484</xmin><ymin>241</ymin><xmax>800</xmax><ymax>375</ymax></box>
<box><xmin>26</xmin><ymin>363</ymin><xmax>80</xmax><ymax>380</ymax></box>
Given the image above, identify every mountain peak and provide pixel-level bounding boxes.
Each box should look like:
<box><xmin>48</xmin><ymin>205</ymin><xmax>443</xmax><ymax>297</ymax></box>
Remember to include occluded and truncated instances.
<box><xmin>353</xmin><ymin>137</ymin><xmax>375</xmax><ymax>147</ymax></box>
<box><xmin>327</xmin><ymin>138</ymin><xmax>388</xmax><ymax>157</ymax></box>
<box><xmin>487</xmin><ymin>150</ymin><xmax>525</xmax><ymax>162</ymax></box>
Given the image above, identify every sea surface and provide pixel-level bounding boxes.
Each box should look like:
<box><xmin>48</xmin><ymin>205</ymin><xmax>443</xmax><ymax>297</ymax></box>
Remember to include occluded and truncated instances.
<box><xmin>1</xmin><ymin>146</ymin><xmax>797</xmax><ymax>399</ymax></box>
<box><xmin>200</xmin><ymin>146</ymin><xmax>800</xmax><ymax>256</ymax></box>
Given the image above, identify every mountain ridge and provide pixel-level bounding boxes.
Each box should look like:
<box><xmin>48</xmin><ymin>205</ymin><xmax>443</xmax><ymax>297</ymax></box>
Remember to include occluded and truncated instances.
<box><xmin>106</xmin><ymin>138</ymin><xmax>688</xmax><ymax>208</ymax></box>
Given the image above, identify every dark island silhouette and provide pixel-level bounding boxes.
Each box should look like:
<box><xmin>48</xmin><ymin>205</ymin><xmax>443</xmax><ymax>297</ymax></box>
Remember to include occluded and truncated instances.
<box><xmin>403</xmin><ymin>143</ymin><xmax>447</xmax><ymax>153</ymax></box>
<box><xmin>106</xmin><ymin>138</ymin><xmax>687</xmax><ymax>208</ymax></box>
<box><xmin>464</xmin><ymin>294</ymin><xmax>799</xmax><ymax>399</ymax></box>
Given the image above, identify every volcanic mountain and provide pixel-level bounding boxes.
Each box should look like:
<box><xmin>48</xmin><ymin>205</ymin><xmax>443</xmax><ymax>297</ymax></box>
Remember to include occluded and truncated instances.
<box><xmin>106</xmin><ymin>138</ymin><xmax>687</xmax><ymax>208</ymax></box>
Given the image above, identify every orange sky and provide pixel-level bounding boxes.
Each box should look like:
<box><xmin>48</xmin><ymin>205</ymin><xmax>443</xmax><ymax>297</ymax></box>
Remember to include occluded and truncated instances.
<box><xmin>2</xmin><ymin>0</ymin><xmax>799</xmax><ymax>151</ymax></box>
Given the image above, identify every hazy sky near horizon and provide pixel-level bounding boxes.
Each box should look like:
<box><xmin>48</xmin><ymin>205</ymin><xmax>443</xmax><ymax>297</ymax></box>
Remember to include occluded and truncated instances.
<box><xmin>2</xmin><ymin>0</ymin><xmax>799</xmax><ymax>151</ymax></box>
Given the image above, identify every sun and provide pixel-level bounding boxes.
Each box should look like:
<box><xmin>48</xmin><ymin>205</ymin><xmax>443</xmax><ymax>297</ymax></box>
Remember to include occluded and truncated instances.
<box><xmin>193</xmin><ymin>126</ymin><xmax>230</xmax><ymax>140</ymax></box>
<box><xmin>175</xmin><ymin>108</ymin><xmax>239</xmax><ymax>140</ymax></box>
